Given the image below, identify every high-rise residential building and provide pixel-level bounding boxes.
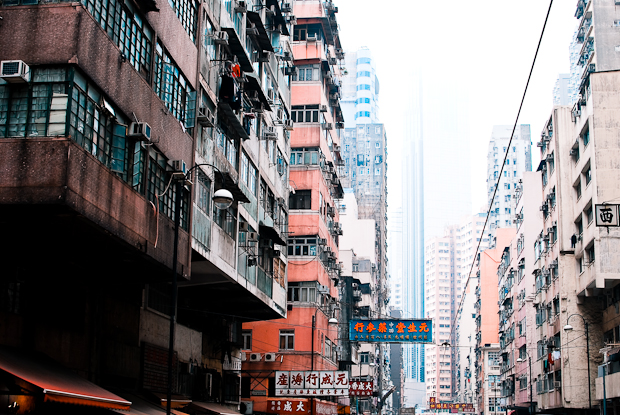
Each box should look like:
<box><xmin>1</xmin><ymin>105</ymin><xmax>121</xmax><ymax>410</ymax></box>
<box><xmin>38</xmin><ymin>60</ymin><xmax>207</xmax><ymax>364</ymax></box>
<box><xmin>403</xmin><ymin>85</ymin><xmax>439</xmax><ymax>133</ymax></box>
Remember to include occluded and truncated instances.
<box><xmin>553</xmin><ymin>74</ymin><xmax>573</xmax><ymax>106</ymax></box>
<box><xmin>340</xmin><ymin>47</ymin><xmax>380</xmax><ymax>127</ymax></box>
<box><xmin>241</xmin><ymin>2</ymin><xmax>349</xmax><ymax>415</ymax></box>
<box><xmin>388</xmin><ymin>207</ymin><xmax>404</xmax><ymax>312</ymax></box>
<box><xmin>474</xmin><ymin>228</ymin><xmax>515</xmax><ymax>415</ymax></box>
<box><xmin>486</xmin><ymin>125</ymin><xmax>532</xmax><ymax>246</ymax></box>
<box><xmin>553</xmin><ymin>34</ymin><xmax>581</xmax><ymax>106</ymax></box>
<box><xmin>0</xmin><ymin>0</ymin><xmax>293</xmax><ymax>411</ymax></box>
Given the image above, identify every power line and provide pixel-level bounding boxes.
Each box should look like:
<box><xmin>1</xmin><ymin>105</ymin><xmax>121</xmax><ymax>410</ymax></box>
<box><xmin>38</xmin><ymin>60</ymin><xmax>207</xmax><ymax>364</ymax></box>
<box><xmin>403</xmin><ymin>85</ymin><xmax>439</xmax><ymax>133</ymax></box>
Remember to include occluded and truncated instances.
<box><xmin>450</xmin><ymin>0</ymin><xmax>555</xmax><ymax>340</ymax></box>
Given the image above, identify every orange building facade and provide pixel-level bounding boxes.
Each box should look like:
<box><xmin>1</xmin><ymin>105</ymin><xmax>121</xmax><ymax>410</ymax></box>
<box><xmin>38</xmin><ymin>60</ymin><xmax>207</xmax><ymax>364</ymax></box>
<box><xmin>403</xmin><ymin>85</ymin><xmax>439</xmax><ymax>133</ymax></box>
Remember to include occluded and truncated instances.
<box><xmin>242</xmin><ymin>1</ymin><xmax>347</xmax><ymax>415</ymax></box>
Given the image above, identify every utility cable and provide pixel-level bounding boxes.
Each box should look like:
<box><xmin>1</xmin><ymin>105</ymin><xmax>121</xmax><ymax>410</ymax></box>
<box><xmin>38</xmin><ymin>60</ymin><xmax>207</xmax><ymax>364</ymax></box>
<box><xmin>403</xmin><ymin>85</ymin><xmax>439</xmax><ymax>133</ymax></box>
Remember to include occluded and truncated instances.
<box><xmin>450</xmin><ymin>0</ymin><xmax>555</xmax><ymax>341</ymax></box>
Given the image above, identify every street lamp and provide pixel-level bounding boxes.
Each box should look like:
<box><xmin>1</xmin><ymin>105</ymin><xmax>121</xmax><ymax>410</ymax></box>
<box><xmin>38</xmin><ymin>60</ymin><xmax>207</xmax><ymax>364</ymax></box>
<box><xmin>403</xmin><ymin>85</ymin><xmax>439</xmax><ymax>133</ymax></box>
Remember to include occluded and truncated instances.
<box><xmin>166</xmin><ymin>163</ymin><xmax>233</xmax><ymax>415</ymax></box>
<box><xmin>563</xmin><ymin>314</ymin><xmax>592</xmax><ymax>411</ymax></box>
<box><xmin>516</xmin><ymin>351</ymin><xmax>534</xmax><ymax>415</ymax></box>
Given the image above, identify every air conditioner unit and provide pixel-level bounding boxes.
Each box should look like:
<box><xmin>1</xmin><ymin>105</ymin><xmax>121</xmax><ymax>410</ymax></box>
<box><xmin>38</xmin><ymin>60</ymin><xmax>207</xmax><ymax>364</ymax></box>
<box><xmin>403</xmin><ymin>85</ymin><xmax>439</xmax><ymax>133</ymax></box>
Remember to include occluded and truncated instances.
<box><xmin>329</xmin><ymin>57</ymin><xmax>337</xmax><ymax>65</ymax></box>
<box><xmin>128</xmin><ymin>122</ymin><xmax>152</xmax><ymax>142</ymax></box>
<box><xmin>263</xmin><ymin>126</ymin><xmax>277</xmax><ymax>140</ymax></box>
<box><xmin>327</xmin><ymin>206</ymin><xmax>336</xmax><ymax>216</ymax></box>
<box><xmin>214</xmin><ymin>31</ymin><xmax>229</xmax><ymax>45</ymax></box>
<box><xmin>171</xmin><ymin>160</ymin><xmax>187</xmax><ymax>175</ymax></box>
<box><xmin>281</xmin><ymin>2</ymin><xmax>292</xmax><ymax>13</ymax></box>
<box><xmin>264</xmin><ymin>353</ymin><xmax>276</xmax><ymax>362</ymax></box>
<box><xmin>235</xmin><ymin>0</ymin><xmax>247</xmax><ymax>12</ymax></box>
<box><xmin>284</xmin><ymin>66</ymin><xmax>297</xmax><ymax>76</ymax></box>
<box><xmin>317</xmin><ymin>284</ymin><xmax>329</xmax><ymax>294</ymax></box>
<box><xmin>0</xmin><ymin>60</ymin><xmax>31</xmax><ymax>83</ymax></box>
<box><xmin>239</xmin><ymin>222</ymin><xmax>250</xmax><ymax>232</ymax></box>
<box><xmin>250</xmin><ymin>353</ymin><xmax>262</xmax><ymax>362</ymax></box>
<box><xmin>240</xmin><ymin>352</ymin><xmax>247</xmax><ymax>361</ymax></box>
<box><xmin>324</xmin><ymin>246</ymin><xmax>332</xmax><ymax>253</ymax></box>
<box><xmin>320</xmin><ymin>104</ymin><xmax>328</xmax><ymax>112</ymax></box>
<box><xmin>247</xmin><ymin>232</ymin><xmax>259</xmax><ymax>242</ymax></box>
<box><xmin>260</xmin><ymin>239</ymin><xmax>274</xmax><ymax>249</ymax></box>
<box><xmin>281</xmin><ymin>51</ymin><xmax>292</xmax><ymax>61</ymax></box>
<box><xmin>322</xmin><ymin>123</ymin><xmax>333</xmax><ymax>130</ymax></box>
<box><xmin>319</xmin><ymin>238</ymin><xmax>327</xmax><ymax>246</ymax></box>
<box><xmin>284</xmin><ymin>119</ymin><xmax>294</xmax><ymax>130</ymax></box>
<box><xmin>554</xmin><ymin>381</ymin><xmax>561</xmax><ymax>389</ymax></box>
<box><xmin>307</xmin><ymin>34</ymin><xmax>317</xmax><ymax>42</ymax></box>
<box><xmin>277</xmin><ymin>163</ymin><xmax>286</xmax><ymax>175</ymax></box>
<box><xmin>247</xmin><ymin>257</ymin><xmax>257</xmax><ymax>266</ymax></box>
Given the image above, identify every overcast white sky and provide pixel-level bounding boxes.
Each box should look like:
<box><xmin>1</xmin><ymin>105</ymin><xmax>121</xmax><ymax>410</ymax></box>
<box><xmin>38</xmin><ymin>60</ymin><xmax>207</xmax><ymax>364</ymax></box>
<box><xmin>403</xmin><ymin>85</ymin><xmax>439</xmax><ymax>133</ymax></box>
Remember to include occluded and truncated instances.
<box><xmin>334</xmin><ymin>0</ymin><xmax>578</xmax><ymax>213</ymax></box>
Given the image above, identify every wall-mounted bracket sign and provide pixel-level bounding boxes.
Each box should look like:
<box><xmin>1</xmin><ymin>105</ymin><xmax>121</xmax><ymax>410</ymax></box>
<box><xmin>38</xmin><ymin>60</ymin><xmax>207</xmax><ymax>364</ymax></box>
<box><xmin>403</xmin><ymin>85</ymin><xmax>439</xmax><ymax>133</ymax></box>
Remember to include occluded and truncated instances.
<box><xmin>596</xmin><ymin>204</ymin><xmax>620</xmax><ymax>227</ymax></box>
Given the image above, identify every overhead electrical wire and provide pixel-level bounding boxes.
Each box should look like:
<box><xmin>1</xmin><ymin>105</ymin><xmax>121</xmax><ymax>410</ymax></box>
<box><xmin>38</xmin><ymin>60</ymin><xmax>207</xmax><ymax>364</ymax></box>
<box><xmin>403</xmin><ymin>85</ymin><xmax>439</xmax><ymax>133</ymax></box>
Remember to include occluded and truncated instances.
<box><xmin>450</xmin><ymin>0</ymin><xmax>555</xmax><ymax>340</ymax></box>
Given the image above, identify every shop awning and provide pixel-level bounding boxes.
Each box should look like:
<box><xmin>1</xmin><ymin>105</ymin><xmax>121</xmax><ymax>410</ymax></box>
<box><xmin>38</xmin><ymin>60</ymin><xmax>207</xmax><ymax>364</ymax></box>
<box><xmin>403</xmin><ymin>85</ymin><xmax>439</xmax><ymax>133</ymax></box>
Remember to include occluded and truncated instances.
<box><xmin>0</xmin><ymin>346</ymin><xmax>131</xmax><ymax>411</ymax></box>
<box><xmin>187</xmin><ymin>401</ymin><xmax>241</xmax><ymax>415</ymax></box>
<box><xmin>111</xmin><ymin>393</ymin><xmax>187</xmax><ymax>415</ymax></box>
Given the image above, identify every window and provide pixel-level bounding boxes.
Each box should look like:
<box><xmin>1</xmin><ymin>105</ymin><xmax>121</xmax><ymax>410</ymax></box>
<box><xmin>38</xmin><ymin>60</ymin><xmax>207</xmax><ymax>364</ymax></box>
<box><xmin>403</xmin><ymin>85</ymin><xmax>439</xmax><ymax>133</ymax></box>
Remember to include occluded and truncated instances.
<box><xmin>357</xmin><ymin>57</ymin><xmax>371</xmax><ymax>65</ymax></box>
<box><xmin>154</xmin><ymin>42</ymin><xmax>196</xmax><ymax>128</ymax></box>
<box><xmin>288</xmin><ymin>282</ymin><xmax>317</xmax><ymax>303</ymax></box>
<box><xmin>242</xmin><ymin>330</ymin><xmax>252</xmax><ymax>350</ymax></box>
<box><xmin>587</xmin><ymin>243</ymin><xmax>595</xmax><ymax>263</ymax></box>
<box><xmin>287</xmin><ymin>236</ymin><xmax>318</xmax><ymax>256</ymax></box>
<box><xmin>147</xmin><ymin>147</ymin><xmax>190</xmax><ymax>229</ymax></box>
<box><xmin>291</xmin><ymin>105</ymin><xmax>319</xmax><ymax>123</ymax></box>
<box><xmin>585</xmin><ymin>204</ymin><xmax>594</xmax><ymax>224</ymax></box>
<box><xmin>80</xmin><ymin>0</ymin><xmax>153</xmax><ymax>79</ymax></box>
<box><xmin>582</xmin><ymin>128</ymin><xmax>590</xmax><ymax>147</ymax></box>
<box><xmin>290</xmin><ymin>147</ymin><xmax>320</xmax><ymax>165</ymax></box>
<box><xmin>213</xmin><ymin>205</ymin><xmax>237</xmax><ymax>237</ymax></box>
<box><xmin>279</xmin><ymin>330</ymin><xmax>295</xmax><ymax>350</ymax></box>
<box><xmin>575</xmin><ymin>179</ymin><xmax>582</xmax><ymax>199</ymax></box>
<box><xmin>576</xmin><ymin>217</ymin><xmax>583</xmax><ymax>235</ymax></box>
<box><xmin>360</xmin><ymin>352</ymin><xmax>370</xmax><ymax>364</ymax></box>
<box><xmin>196</xmin><ymin>172</ymin><xmax>211</xmax><ymax>214</ymax></box>
<box><xmin>168</xmin><ymin>0</ymin><xmax>197</xmax><ymax>41</ymax></box>
<box><xmin>584</xmin><ymin>165</ymin><xmax>592</xmax><ymax>185</ymax></box>
<box><xmin>292</xmin><ymin>65</ymin><xmax>319</xmax><ymax>82</ymax></box>
<box><xmin>289</xmin><ymin>190</ymin><xmax>311</xmax><ymax>209</ymax></box>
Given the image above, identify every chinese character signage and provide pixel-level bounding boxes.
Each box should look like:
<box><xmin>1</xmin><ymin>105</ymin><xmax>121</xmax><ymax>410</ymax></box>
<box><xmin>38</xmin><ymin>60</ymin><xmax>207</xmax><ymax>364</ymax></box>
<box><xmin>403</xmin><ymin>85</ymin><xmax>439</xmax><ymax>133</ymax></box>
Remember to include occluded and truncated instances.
<box><xmin>596</xmin><ymin>204</ymin><xmax>620</xmax><ymax>227</ymax></box>
<box><xmin>267</xmin><ymin>399</ymin><xmax>337</xmax><ymax>415</ymax></box>
<box><xmin>349</xmin><ymin>381</ymin><xmax>373</xmax><ymax>396</ymax></box>
<box><xmin>275</xmin><ymin>371</ymin><xmax>349</xmax><ymax>396</ymax></box>
<box><xmin>428</xmin><ymin>398</ymin><xmax>474</xmax><ymax>413</ymax></box>
<box><xmin>268</xmin><ymin>399</ymin><xmax>310</xmax><ymax>415</ymax></box>
<box><xmin>349</xmin><ymin>319</ymin><xmax>433</xmax><ymax>343</ymax></box>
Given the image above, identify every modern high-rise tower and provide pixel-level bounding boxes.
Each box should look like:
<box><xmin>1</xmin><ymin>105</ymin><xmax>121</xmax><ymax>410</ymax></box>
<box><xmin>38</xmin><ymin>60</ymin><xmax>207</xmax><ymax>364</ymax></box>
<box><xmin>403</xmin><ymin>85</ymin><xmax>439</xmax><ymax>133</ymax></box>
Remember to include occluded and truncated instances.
<box><xmin>340</xmin><ymin>47</ymin><xmax>380</xmax><ymax>127</ymax></box>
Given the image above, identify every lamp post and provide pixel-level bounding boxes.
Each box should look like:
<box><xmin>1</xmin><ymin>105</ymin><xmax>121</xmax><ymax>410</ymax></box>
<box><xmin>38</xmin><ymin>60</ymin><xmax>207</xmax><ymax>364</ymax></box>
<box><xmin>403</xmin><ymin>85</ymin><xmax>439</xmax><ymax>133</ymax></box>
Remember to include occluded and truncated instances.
<box><xmin>166</xmin><ymin>163</ymin><xmax>233</xmax><ymax>415</ymax></box>
<box><xmin>310</xmin><ymin>306</ymin><xmax>338</xmax><ymax>415</ymax></box>
<box><xmin>563</xmin><ymin>314</ymin><xmax>591</xmax><ymax>411</ymax></box>
<box><xmin>516</xmin><ymin>352</ymin><xmax>533</xmax><ymax>415</ymax></box>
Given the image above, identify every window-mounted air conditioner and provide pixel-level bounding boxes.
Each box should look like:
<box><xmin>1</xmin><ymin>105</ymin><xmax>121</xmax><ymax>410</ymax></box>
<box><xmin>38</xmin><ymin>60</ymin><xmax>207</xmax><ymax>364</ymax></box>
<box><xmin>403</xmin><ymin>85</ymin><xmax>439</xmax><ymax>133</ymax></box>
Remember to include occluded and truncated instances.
<box><xmin>263</xmin><ymin>126</ymin><xmax>277</xmax><ymax>140</ymax></box>
<box><xmin>307</xmin><ymin>34</ymin><xmax>318</xmax><ymax>42</ymax></box>
<box><xmin>128</xmin><ymin>122</ymin><xmax>152</xmax><ymax>142</ymax></box>
<box><xmin>284</xmin><ymin>119</ymin><xmax>294</xmax><ymax>131</ymax></box>
<box><xmin>320</xmin><ymin>104</ymin><xmax>328</xmax><ymax>112</ymax></box>
<box><xmin>0</xmin><ymin>60</ymin><xmax>31</xmax><ymax>83</ymax></box>
<box><xmin>239</xmin><ymin>222</ymin><xmax>250</xmax><ymax>232</ymax></box>
<box><xmin>247</xmin><ymin>232</ymin><xmax>259</xmax><ymax>242</ymax></box>
<box><xmin>235</xmin><ymin>1</ymin><xmax>247</xmax><ymax>13</ymax></box>
<box><xmin>197</xmin><ymin>107</ymin><xmax>215</xmax><ymax>127</ymax></box>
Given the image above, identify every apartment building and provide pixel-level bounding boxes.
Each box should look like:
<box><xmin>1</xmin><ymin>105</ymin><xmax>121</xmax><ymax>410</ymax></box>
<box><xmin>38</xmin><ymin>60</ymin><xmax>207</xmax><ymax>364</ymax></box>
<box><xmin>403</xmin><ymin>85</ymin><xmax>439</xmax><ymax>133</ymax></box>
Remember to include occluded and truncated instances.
<box><xmin>486</xmin><ymin>125</ymin><xmax>532</xmax><ymax>246</ymax></box>
<box><xmin>474</xmin><ymin>229</ymin><xmax>515</xmax><ymax>415</ymax></box>
<box><xmin>0</xmin><ymin>0</ymin><xmax>294</xmax><ymax>412</ymax></box>
<box><xmin>240</xmin><ymin>1</ymin><xmax>347</xmax><ymax>415</ymax></box>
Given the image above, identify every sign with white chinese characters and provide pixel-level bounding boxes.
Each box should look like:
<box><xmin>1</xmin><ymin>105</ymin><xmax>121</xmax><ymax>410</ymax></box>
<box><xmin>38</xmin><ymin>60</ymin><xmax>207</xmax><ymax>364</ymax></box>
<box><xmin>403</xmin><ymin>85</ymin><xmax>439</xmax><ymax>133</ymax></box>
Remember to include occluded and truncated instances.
<box><xmin>349</xmin><ymin>381</ymin><xmax>373</xmax><ymax>396</ymax></box>
<box><xmin>596</xmin><ymin>204</ymin><xmax>620</xmax><ymax>227</ymax></box>
<box><xmin>275</xmin><ymin>371</ymin><xmax>349</xmax><ymax>396</ymax></box>
<box><xmin>267</xmin><ymin>399</ymin><xmax>337</xmax><ymax>415</ymax></box>
<box><xmin>349</xmin><ymin>319</ymin><xmax>433</xmax><ymax>343</ymax></box>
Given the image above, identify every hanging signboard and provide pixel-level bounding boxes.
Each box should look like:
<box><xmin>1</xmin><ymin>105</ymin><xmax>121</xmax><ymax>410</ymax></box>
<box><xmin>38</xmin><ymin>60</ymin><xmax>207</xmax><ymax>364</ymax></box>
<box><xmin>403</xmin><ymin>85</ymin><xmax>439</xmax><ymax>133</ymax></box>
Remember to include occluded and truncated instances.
<box><xmin>429</xmin><ymin>398</ymin><xmax>474</xmax><ymax>413</ymax></box>
<box><xmin>349</xmin><ymin>319</ymin><xmax>433</xmax><ymax>343</ymax></box>
<box><xmin>595</xmin><ymin>204</ymin><xmax>620</xmax><ymax>227</ymax></box>
<box><xmin>275</xmin><ymin>371</ymin><xmax>349</xmax><ymax>396</ymax></box>
<box><xmin>349</xmin><ymin>381</ymin><xmax>373</xmax><ymax>396</ymax></box>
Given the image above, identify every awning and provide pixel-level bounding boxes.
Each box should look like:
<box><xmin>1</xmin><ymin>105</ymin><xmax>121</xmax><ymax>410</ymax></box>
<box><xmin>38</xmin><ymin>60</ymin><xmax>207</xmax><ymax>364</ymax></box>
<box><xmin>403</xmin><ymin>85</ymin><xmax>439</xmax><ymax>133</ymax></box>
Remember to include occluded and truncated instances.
<box><xmin>246</xmin><ymin>12</ymin><xmax>274</xmax><ymax>52</ymax></box>
<box><xmin>187</xmin><ymin>401</ymin><xmax>241</xmax><ymax>415</ymax></box>
<box><xmin>266</xmin><ymin>0</ymin><xmax>290</xmax><ymax>36</ymax></box>
<box><xmin>244</xmin><ymin>72</ymin><xmax>272</xmax><ymax>112</ymax></box>
<box><xmin>0</xmin><ymin>346</ymin><xmax>131</xmax><ymax>411</ymax></box>
<box><xmin>221</xmin><ymin>27</ymin><xmax>253</xmax><ymax>72</ymax></box>
<box><xmin>152</xmin><ymin>392</ymin><xmax>192</xmax><ymax>409</ymax></box>
<box><xmin>536</xmin><ymin>159</ymin><xmax>546</xmax><ymax>172</ymax></box>
<box><xmin>111</xmin><ymin>393</ymin><xmax>187</xmax><ymax>415</ymax></box>
<box><xmin>220</xmin><ymin>171</ymin><xmax>251</xmax><ymax>204</ymax></box>
<box><xmin>218</xmin><ymin>102</ymin><xmax>251</xmax><ymax>141</ymax></box>
<box><xmin>259</xmin><ymin>221</ymin><xmax>287</xmax><ymax>246</ymax></box>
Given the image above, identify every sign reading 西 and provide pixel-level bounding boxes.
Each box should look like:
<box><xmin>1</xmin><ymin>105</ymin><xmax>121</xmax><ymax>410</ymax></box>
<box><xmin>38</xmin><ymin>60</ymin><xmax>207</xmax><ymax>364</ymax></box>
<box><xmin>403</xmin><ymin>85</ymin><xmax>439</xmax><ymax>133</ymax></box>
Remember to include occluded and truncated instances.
<box><xmin>275</xmin><ymin>371</ymin><xmax>349</xmax><ymax>396</ymax></box>
<box><xmin>596</xmin><ymin>204</ymin><xmax>620</xmax><ymax>227</ymax></box>
<box><xmin>349</xmin><ymin>319</ymin><xmax>433</xmax><ymax>343</ymax></box>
